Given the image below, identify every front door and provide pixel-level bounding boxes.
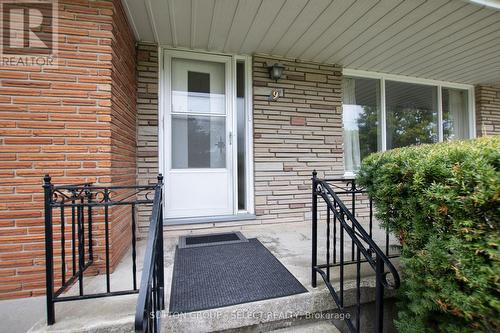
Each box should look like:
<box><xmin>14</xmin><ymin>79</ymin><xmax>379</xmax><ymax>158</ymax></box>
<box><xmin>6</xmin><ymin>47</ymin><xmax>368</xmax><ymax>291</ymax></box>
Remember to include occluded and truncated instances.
<box><xmin>164</xmin><ymin>51</ymin><xmax>234</xmax><ymax>219</ymax></box>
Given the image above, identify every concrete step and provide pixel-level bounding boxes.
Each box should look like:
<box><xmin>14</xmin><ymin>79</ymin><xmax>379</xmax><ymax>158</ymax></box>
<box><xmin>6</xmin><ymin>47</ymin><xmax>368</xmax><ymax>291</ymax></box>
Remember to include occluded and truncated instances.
<box><xmin>28</xmin><ymin>280</ymin><xmax>392</xmax><ymax>332</ymax></box>
<box><xmin>28</xmin><ymin>286</ymin><xmax>340</xmax><ymax>333</ymax></box>
<box><xmin>164</xmin><ymin>287</ymin><xmax>337</xmax><ymax>332</ymax></box>
<box><xmin>270</xmin><ymin>321</ymin><xmax>340</xmax><ymax>333</ymax></box>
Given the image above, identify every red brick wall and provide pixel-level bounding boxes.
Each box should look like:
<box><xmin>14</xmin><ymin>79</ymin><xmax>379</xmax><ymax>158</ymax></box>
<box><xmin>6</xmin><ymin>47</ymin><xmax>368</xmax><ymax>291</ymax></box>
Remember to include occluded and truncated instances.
<box><xmin>109</xmin><ymin>0</ymin><xmax>137</xmax><ymax>268</ymax></box>
<box><xmin>0</xmin><ymin>0</ymin><xmax>136</xmax><ymax>299</ymax></box>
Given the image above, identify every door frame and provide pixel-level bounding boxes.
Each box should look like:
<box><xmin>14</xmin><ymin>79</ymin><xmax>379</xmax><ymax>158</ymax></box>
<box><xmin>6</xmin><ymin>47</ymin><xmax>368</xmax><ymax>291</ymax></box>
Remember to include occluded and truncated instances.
<box><xmin>158</xmin><ymin>47</ymin><xmax>254</xmax><ymax>223</ymax></box>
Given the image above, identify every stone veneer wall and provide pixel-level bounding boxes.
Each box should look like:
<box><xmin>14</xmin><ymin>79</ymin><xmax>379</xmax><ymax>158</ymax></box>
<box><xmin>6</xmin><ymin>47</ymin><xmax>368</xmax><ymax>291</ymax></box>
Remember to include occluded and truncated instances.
<box><xmin>0</xmin><ymin>0</ymin><xmax>136</xmax><ymax>299</ymax></box>
<box><xmin>475</xmin><ymin>85</ymin><xmax>500</xmax><ymax>136</ymax></box>
<box><xmin>136</xmin><ymin>44</ymin><xmax>159</xmax><ymax>234</ymax></box>
<box><xmin>252</xmin><ymin>55</ymin><xmax>343</xmax><ymax>223</ymax></box>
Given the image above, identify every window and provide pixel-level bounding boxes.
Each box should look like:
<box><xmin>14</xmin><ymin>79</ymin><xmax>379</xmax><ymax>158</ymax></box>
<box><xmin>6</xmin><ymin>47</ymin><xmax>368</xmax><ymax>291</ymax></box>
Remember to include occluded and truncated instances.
<box><xmin>385</xmin><ymin>81</ymin><xmax>438</xmax><ymax>149</ymax></box>
<box><xmin>442</xmin><ymin>88</ymin><xmax>470</xmax><ymax>141</ymax></box>
<box><xmin>342</xmin><ymin>77</ymin><xmax>381</xmax><ymax>172</ymax></box>
<box><xmin>342</xmin><ymin>73</ymin><xmax>472</xmax><ymax>173</ymax></box>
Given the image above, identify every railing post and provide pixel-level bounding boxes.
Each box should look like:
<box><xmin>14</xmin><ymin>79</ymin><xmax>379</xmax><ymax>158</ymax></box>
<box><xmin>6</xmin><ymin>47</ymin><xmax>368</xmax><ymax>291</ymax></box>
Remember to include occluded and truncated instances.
<box><xmin>86</xmin><ymin>184</ymin><xmax>93</xmax><ymax>262</ymax></box>
<box><xmin>157</xmin><ymin>174</ymin><xmax>165</xmax><ymax>310</ymax></box>
<box><xmin>375</xmin><ymin>254</ymin><xmax>385</xmax><ymax>333</ymax></box>
<box><xmin>311</xmin><ymin>170</ymin><xmax>318</xmax><ymax>288</ymax></box>
<box><xmin>43</xmin><ymin>175</ymin><xmax>55</xmax><ymax>325</ymax></box>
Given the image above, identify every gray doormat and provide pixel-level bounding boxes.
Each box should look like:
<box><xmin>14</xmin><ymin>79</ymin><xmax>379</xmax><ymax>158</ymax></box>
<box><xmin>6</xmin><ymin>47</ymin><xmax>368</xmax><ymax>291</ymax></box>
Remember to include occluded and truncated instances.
<box><xmin>178</xmin><ymin>231</ymin><xmax>247</xmax><ymax>249</ymax></box>
<box><xmin>169</xmin><ymin>238</ymin><xmax>307</xmax><ymax>314</ymax></box>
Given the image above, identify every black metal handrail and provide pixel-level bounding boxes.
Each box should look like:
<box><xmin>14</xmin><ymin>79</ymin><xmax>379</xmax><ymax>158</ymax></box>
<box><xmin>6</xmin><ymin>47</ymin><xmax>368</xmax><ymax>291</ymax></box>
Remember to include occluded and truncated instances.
<box><xmin>43</xmin><ymin>175</ymin><xmax>161</xmax><ymax>325</ymax></box>
<box><xmin>135</xmin><ymin>175</ymin><xmax>165</xmax><ymax>333</ymax></box>
<box><xmin>311</xmin><ymin>171</ymin><xmax>400</xmax><ymax>333</ymax></box>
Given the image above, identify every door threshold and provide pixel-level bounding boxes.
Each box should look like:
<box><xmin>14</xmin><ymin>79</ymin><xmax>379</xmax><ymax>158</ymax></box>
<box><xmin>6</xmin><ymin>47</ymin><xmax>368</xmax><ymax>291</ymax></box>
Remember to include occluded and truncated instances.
<box><xmin>164</xmin><ymin>213</ymin><xmax>256</xmax><ymax>226</ymax></box>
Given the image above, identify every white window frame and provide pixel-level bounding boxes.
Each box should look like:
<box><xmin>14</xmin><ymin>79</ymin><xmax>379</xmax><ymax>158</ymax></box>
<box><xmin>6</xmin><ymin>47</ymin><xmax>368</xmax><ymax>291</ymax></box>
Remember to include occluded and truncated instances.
<box><xmin>158</xmin><ymin>47</ymin><xmax>255</xmax><ymax>220</ymax></box>
<box><xmin>342</xmin><ymin>69</ymin><xmax>476</xmax><ymax>176</ymax></box>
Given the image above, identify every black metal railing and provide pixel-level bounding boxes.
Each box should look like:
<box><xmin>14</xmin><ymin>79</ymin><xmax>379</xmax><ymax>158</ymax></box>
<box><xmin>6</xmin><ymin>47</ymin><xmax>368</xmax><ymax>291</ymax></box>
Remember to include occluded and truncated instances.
<box><xmin>43</xmin><ymin>175</ymin><xmax>162</xmax><ymax>325</ymax></box>
<box><xmin>311</xmin><ymin>171</ymin><xmax>400</xmax><ymax>333</ymax></box>
<box><xmin>134</xmin><ymin>175</ymin><xmax>165</xmax><ymax>333</ymax></box>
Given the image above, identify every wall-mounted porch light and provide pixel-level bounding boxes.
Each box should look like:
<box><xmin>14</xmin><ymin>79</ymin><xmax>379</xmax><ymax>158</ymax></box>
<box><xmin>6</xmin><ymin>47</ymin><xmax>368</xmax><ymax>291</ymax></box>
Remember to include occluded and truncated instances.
<box><xmin>268</xmin><ymin>63</ymin><xmax>284</xmax><ymax>81</ymax></box>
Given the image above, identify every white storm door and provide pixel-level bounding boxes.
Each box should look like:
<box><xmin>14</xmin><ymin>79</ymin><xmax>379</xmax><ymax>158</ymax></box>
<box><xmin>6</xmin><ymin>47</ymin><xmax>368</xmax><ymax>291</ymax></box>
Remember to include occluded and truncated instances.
<box><xmin>165</xmin><ymin>52</ymin><xmax>234</xmax><ymax>218</ymax></box>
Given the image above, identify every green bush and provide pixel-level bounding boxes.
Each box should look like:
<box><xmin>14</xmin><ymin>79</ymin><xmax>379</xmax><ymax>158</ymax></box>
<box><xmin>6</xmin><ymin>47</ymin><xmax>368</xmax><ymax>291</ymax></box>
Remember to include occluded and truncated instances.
<box><xmin>357</xmin><ymin>136</ymin><xmax>500</xmax><ymax>333</ymax></box>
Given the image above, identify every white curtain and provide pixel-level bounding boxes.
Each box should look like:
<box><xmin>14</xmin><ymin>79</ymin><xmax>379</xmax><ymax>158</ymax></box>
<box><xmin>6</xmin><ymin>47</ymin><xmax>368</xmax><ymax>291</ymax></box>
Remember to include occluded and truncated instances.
<box><xmin>342</xmin><ymin>78</ymin><xmax>361</xmax><ymax>172</ymax></box>
<box><xmin>448</xmin><ymin>89</ymin><xmax>469</xmax><ymax>140</ymax></box>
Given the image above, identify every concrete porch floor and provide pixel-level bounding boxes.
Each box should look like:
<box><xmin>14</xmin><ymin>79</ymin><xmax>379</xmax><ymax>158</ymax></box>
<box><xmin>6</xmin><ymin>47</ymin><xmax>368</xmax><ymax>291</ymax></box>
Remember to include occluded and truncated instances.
<box><xmin>19</xmin><ymin>221</ymin><xmax>399</xmax><ymax>333</ymax></box>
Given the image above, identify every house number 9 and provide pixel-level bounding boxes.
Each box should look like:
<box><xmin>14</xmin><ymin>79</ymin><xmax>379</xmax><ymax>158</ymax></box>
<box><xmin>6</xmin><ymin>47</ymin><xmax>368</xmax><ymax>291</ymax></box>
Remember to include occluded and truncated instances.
<box><xmin>270</xmin><ymin>89</ymin><xmax>280</xmax><ymax>101</ymax></box>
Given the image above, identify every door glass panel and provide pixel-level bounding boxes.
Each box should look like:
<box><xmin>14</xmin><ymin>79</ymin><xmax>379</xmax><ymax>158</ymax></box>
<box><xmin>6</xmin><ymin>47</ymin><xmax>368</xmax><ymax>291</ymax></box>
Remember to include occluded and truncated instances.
<box><xmin>236</xmin><ymin>61</ymin><xmax>246</xmax><ymax>210</ymax></box>
<box><xmin>171</xmin><ymin>58</ymin><xmax>225</xmax><ymax>114</ymax></box>
<box><xmin>442</xmin><ymin>87</ymin><xmax>469</xmax><ymax>140</ymax></box>
<box><xmin>172</xmin><ymin>115</ymin><xmax>226</xmax><ymax>169</ymax></box>
<box><xmin>385</xmin><ymin>81</ymin><xmax>438</xmax><ymax>149</ymax></box>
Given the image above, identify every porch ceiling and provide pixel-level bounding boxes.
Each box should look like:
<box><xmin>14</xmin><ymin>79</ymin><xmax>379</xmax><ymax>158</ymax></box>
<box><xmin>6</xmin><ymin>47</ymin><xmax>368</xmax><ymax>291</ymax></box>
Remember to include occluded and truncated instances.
<box><xmin>122</xmin><ymin>0</ymin><xmax>500</xmax><ymax>86</ymax></box>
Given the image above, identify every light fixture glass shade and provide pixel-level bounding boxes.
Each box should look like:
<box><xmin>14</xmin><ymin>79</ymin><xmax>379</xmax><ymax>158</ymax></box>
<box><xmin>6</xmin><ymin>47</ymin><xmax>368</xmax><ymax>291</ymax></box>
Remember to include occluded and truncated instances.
<box><xmin>269</xmin><ymin>63</ymin><xmax>284</xmax><ymax>81</ymax></box>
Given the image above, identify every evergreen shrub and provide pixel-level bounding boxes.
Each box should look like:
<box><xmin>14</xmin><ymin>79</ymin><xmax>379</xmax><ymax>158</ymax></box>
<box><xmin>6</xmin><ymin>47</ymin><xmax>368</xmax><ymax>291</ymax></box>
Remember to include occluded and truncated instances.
<box><xmin>357</xmin><ymin>136</ymin><xmax>500</xmax><ymax>332</ymax></box>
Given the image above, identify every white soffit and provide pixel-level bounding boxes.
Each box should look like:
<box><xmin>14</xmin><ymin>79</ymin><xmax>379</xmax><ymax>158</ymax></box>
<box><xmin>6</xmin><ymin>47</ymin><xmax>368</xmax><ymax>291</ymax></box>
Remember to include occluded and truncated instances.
<box><xmin>123</xmin><ymin>0</ymin><xmax>500</xmax><ymax>86</ymax></box>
